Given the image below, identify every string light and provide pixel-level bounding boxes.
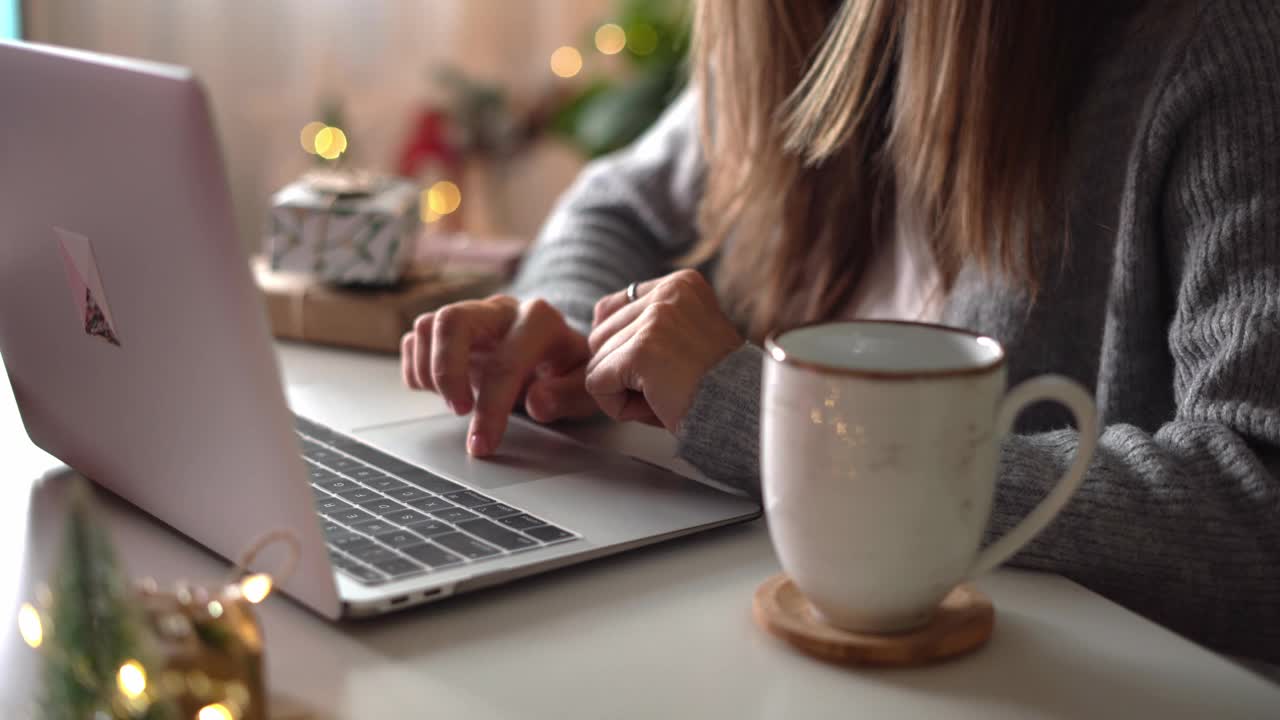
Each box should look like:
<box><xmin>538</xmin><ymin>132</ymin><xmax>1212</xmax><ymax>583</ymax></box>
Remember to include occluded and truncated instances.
<box><xmin>198</xmin><ymin>702</ymin><xmax>235</xmax><ymax>720</ymax></box>
<box><xmin>594</xmin><ymin>24</ymin><xmax>626</xmax><ymax>55</ymax></box>
<box><xmin>239</xmin><ymin>573</ymin><xmax>273</xmax><ymax>604</ymax></box>
<box><xmin>627</xmin><ymin>22</ymin><xmax>658</xmax><ymax>55</ymax></box>
<box><xmin>314</xmin><ymin>126</ymin><xmax>348</xmax><ymax>160</ymax></box>
<box><xmin>117</xmin><ymin>660</ymin><xmax>147</xmax><ymax>700</ymax></box>
<box><xmin>549</xmin><ymin>46</ymin><xmax>583</xmax><ymax>78</ymax></box>
<box><xmin>299</xmin><ymin>121</ymin><xmax>326</xmax><ymax>155</ymax></box>
<box><xmin>207</xmin><ymin>600</ymin><xmax>224</xmax><ymax>619</ymax></box>
<box><xmin>427</xmin><ymin>180</ymin><xmax>462</xmax><ymax>216</ymax></box>
<box><xmin>299</xmin><ymin>122</ymin><xmax>349</xmax><ymax>159</ymax></box>
<box><xmin>17</xmin><ymin>602</ymin><xmax>42</xmax><ymax>649</ymax></box>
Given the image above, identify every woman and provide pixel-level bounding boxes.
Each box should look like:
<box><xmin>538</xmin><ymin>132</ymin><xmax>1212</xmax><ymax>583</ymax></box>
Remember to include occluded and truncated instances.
<box><xmin>401</xmin><ymin>0</ymin><xmax>1280</xmax><ymax>663</ymax></box>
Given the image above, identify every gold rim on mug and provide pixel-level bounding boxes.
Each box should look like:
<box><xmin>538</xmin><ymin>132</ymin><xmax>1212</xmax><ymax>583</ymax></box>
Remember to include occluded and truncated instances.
<box><xmin>763</xmin><ymin>319</ymin><xmax>1007</xmax><ymax>381</ymax></box>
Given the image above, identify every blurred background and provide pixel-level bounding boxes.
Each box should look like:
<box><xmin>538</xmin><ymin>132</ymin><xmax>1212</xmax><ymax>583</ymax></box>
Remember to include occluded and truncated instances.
<box><xmin>12</xmin><ymin>0</ymin><xmax>689</xmax><ymax>253</ymax></box>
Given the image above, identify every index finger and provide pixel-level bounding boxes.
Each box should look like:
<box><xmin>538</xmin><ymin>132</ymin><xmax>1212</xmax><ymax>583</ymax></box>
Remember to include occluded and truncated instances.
<box><xmin>469</xmin><ymin>301</ymin><xmax>586</xmax><ymax>456</ymax></box>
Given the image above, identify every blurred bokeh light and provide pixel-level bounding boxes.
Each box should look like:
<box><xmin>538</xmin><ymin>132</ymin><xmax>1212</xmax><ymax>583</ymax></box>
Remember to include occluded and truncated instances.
<box><xmin>594</xmin><ymin>23</ymin><xmax>626</xmax><ymax>55</ymax></box>
<box><xmin>549</xmin><ymin>45</ymin><xmax>583</xmax><ymax>78</ymax></box>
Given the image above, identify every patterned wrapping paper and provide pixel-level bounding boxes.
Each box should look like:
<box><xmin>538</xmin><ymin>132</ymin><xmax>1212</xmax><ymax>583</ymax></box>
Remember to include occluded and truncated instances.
<box><xmin>266</xmin><ymin>176</ymin><xmax>420</xmax><ymax>286</ymax></box>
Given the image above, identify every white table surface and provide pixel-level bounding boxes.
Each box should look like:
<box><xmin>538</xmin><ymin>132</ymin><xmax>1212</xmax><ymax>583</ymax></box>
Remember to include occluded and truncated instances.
<box><xmin>1</xmin><ymin>341</ymin><xmax>1277</xmax><ymax>719</ymax></box>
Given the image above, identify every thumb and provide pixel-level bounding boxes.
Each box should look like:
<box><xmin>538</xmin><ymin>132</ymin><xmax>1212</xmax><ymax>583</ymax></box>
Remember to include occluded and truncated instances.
<box><xmin>524</xmin><ymin>367</ymin><xmax>599</xmax><ymax>423</ymax></box>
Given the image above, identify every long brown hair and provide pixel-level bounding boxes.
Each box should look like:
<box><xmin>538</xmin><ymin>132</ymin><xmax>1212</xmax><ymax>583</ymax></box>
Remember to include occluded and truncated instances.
<box><xmin>690</xmin><ymin>0</ymin><xmax>1124</xmax><ymax>341</ymax></box>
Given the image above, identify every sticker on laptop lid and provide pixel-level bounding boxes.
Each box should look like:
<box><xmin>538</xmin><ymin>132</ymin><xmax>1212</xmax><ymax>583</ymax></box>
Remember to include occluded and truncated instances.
<box><xmin>53</xmin><ymin>227</ymin><xmax>122</xmax><ymax>347</ymax></box>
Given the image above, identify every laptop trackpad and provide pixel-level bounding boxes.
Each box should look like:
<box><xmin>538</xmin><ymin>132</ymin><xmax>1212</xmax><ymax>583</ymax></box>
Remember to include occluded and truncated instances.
<box><xmin>354</xmin><ymin>415</ymin><xmax>611</xmax><ymax>490</ymax></box>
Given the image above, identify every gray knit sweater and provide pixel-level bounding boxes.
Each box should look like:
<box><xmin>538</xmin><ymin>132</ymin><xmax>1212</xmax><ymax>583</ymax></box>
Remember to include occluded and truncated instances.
<box><xmin>511</xmin><ymin>0</ymin><xmax>1280</xmax><ymax>662</ymax></box>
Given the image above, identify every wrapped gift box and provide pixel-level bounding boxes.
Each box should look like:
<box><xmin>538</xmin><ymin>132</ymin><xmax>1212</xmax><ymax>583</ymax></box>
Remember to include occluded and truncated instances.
<box><xmin>266</xmin><ymin>172</ymin><xmax>419</xmax><ymax>286</ymax></box>
<box><xmin>252</xmin><ymin>257</ymin><xmax>502</xmax><ymax>354</ymax></box>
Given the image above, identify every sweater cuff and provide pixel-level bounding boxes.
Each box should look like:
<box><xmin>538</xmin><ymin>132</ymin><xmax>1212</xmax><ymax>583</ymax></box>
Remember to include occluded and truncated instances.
<box><xmin>675</xmin><ymin>343</ymin><xmax>765</xmax><ymax>498</ymax></box>
<box><xmin>984</xmin><ymin>430</ymin><xmax>1077</xmax><ymax>560</ymax></box>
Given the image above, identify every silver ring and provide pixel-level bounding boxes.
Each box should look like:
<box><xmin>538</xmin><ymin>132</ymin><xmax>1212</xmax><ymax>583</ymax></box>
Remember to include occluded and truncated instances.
<box><xmin>626</xmin><ymin>281</ymin><xmax>639</xmax><ymax>303</ymax></box>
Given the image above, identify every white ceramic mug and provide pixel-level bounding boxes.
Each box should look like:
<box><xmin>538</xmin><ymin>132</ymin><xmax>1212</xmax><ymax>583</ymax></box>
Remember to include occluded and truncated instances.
<box><xmin>761</xmin><ymin>321</ymin><xmax>1098</xmax><ymax>633</ymax></box>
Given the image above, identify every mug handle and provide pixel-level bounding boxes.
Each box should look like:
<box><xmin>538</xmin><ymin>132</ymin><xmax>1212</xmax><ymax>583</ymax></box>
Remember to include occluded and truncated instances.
<box><xmin>967</xmin><ymin>375</ymin><xmax>1098</xmax><ymax>578</ymax></box>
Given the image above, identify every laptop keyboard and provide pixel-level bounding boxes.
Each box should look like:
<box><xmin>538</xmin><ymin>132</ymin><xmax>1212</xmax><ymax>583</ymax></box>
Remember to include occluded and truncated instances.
<box><xmin>295</xmin><ymin>416</ymin><xmax>579</xmax><ymax>586</ymax></box>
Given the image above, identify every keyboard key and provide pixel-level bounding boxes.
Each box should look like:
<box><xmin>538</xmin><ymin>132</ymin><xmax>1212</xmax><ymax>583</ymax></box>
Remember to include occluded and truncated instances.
<box><xmin>346</xmin><ymin>447</ymin><xmax>422</xmax><ymax>477</ymax></box>
<box><xmin>330</xmin><ymin>508</ymin><xmax>376</xmax><ymax>525</ymax></box>
<box><xmin>402</xmin><ymin>543</ymin><xmax>463</xmax><ymax>568</ymax></box>
<box><xmin>329</xmin><ymin>552</ymin><xmax>383</xmax><ymax>577</ymax></box>
<box><xmin>386</xmin><ymin>487</ymin><xmax>431</xmax><ymax>503</ymax></box>
<box><xmin>375</xmin><ymin>530</ymin><xmax>424</xmax><ymax>549</ymax></box>
<box><xmin>405</xmin><ymin>520</ymin><xmax>452</xmax><ymax>538</ymax></box>
<box><xmin>473</xmin><ymin>503</ymin><xmax>520</xmax><ymax>519</ymax></box>
<box><xmin>345</xmin><ymin>467</ymin><xmax>389</xmax><ymax>482</ymax></box>
<box><xmin>329</xmin><ymin>534</ymin><xmax>375</xmax><ymax>552</ymax></box>
<box><xmin>311</xmin><ymin>486</ymin><xmax>331</xmax><ymax>499</ymax></box>
<box><xmin>371</xmin><ymin>558</ymin><xmax>425</xmax><ymax>578</ymax></box>
<box><xmin>304</xmin><ymin>447</ymin><xmax>341</xmax><ymax>463</ymax></box>
<box><xmin>308</xmin><ymin>466</ymin><xmax>339</xmax><ymax>483</ymax></box>
<box><xmin>350</xmin><ymin>519</ymin><xmax>398</xmax><ymax>536</ymax></box>
<box><xmin>430</xmin><ymin>507</ymin><xmax>480</xmax><ymax>524</ymax></box>
<box><xmin>397</xmin><ymin>470</ymin><xmax>465</xmax><ymax>494</ymax></box>
<box><xmin>365</xmin><ymin>476</ymin><xmax>409</xmax><ymax>492</ymax></box>
<box><xmin>432</xmin><ymin>532</ymin><xmax>501</xmax><ymax>559</ymax></box>
<box><xmin>497</xmin><ymin>514</ymin><xmax>545</xmax><ymax>532</ymax></box>
<box><xmin>336</xmin><ymin>487</ymin><xmax>380</xmax><ymax>503</ymax></box>
<box><xmin>348</xmin><ymin>545</ymin><xmax>400</xmax><ymax>564</ymax></box>
<box><xmin>457</xmin><ymin>519</ymin><xmax>538</xmax><ymax>551</ymax></box>
<box><xmin>356</xmin><ymin>498</ymin><xmax>407</xmax><ymax>516</ymax></box>
<box><xmin>335</xmin><ymin>562</ymin><xmax>384</xmax><ymax>584</ymax></box>
<box><xmin>317</xmin><ymin>455</ymin><xmax>362</xmax><ymax>472</ymax></box>
<box><xmin>407</xmin><ymin>496</ymin><xmax>456</xmax><ymax>513</ymax></box>
<box><xmin>317</xmin><ymin>477</ymin><xmax>360</xmax><ymax>493</ymax></box>
<box><xmin>341</xmin><ymin>443</ymin><xmax>403</xmax><ymax>467</ymax></box>
<box><xmin>325</xmin><ymin>433</ymin><xmax>363</xmax><ymax>449</ymax></box>
<box><xmin>525</xmin><ymin>525</ymin><xmax>574</xmax><ymax>543</ymax></box>
<box><xmin>371</xmin><ymin>457</ymin><xmax>421</xmax><ymax>477</ymax></box>
<box><xmin>320</xmin><ymin>521</ymin><xmax>347</xmax><ymax>536</ymax></box>
<box><xmin>325</xmin><ymin>529</ymin><xmax>357</xmax><ymax>543</ymax></box>
<box><xmin>443</xmin><ymin>490</ymin><xmax>497</xmax><ymax>508</ymax></box>
<box><xmin>315</xmin><ymin>497</ymin><xmax>354</xmax><ymax>515</ymax></box>
<box><xmin>383</xmin><ymin>508</ymin><xmax>430</xmax><ymax>526</ymax></box>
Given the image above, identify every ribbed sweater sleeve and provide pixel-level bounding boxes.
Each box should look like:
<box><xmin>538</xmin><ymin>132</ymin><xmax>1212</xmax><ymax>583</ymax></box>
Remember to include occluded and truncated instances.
<box><xmin>990</xmin><ymin>1</ymin><xmax>1280</xmax><ymax>662</ymax></box>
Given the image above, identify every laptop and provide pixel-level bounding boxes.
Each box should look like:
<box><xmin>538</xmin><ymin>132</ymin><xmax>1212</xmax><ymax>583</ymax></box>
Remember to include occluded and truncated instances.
<box><xmin>0</xmin><ymin>41</ymin><xmax>760</xmax><ymax>619</ymax></box>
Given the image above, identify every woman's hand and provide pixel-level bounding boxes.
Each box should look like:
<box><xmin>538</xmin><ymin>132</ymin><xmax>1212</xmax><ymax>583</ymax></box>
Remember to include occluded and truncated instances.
<box><xmin>586</xmin><ymin>270</ymin><xmax>744</xmax><ymax>433</ymax></box>
<box><xmin>401</xmin><ymin>295</ymin><xmax>597</xmax><ymax>456</ymax></box>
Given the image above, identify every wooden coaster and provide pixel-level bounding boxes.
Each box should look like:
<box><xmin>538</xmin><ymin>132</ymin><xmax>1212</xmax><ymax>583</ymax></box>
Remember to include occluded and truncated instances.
<box><xmin>752</xmin><ymin>574</ymin><xmax>994</xmax><ymax>667</ymax></box>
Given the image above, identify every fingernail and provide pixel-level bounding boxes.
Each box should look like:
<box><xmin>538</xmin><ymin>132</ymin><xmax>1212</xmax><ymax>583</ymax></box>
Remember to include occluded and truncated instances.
<box><xmin>468</xmin><ymin>432</ymin><xmax>489</xmax><ymax>456</ymax></box>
